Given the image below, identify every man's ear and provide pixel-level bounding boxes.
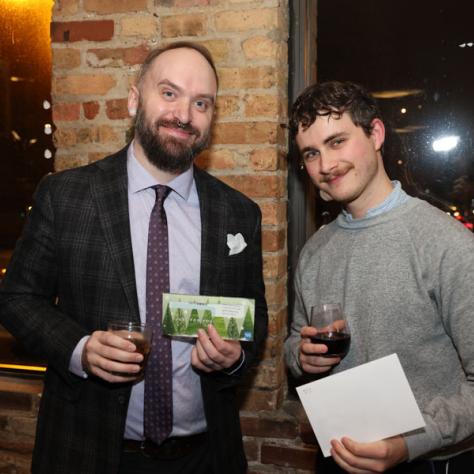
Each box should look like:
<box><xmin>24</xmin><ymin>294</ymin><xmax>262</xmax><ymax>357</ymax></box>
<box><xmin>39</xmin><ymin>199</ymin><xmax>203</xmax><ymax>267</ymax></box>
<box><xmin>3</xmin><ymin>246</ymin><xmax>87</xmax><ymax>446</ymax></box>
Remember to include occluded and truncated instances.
<box><xmin>128</xmin><ymin>86</ymin><xmax>139</xmax><ymax>116</ymax></box>
<box><xmin>370</xmin><ymin>118</ymin><xmax>385</xmax><ymax>152</ymax></box>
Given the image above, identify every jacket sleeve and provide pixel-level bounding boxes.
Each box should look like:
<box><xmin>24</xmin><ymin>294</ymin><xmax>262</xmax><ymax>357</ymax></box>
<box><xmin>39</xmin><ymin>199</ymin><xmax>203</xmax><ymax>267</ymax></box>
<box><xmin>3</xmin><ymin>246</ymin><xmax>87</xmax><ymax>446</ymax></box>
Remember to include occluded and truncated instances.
<box><xmin>0</xmin><ymin>175</ymin><xmax>88</xmax><ymax>383</ymax></box>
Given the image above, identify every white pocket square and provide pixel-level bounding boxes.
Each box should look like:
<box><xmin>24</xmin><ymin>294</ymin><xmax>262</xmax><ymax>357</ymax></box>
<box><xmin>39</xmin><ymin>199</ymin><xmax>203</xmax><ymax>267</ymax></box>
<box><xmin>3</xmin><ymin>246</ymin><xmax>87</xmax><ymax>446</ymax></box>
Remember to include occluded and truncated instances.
<box><xmin>227</xmin><ymin>233</ymin><xmax>247</xmax><ymax>256</ymax></box>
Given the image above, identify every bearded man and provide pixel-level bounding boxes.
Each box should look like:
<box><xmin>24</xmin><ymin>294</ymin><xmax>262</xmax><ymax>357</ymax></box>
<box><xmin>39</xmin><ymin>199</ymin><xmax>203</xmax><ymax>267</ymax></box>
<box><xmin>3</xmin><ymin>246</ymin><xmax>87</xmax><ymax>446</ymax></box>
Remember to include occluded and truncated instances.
<box><xmin>0</xmin><ymin>42</ymin><xmax>267</xmax><ymax>474</ymax></box>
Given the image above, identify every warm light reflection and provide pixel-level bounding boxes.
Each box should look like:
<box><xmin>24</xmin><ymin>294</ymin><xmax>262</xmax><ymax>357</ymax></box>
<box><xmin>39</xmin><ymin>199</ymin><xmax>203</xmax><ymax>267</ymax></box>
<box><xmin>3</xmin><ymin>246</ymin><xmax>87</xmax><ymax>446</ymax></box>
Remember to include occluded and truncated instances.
<box><xmin>372</xmin><ymin>89</ymin><xmax>423</xmax><ymax>99</ymax></box>
<box><xmin>0</xmin><ymin>363</ymin><xmax>46</xmax><ymax>373</ymax></box>
<box><xmin>0</xmin><ymin>0</ymin><xmax>53</xmax><ymax>79</ymax></box>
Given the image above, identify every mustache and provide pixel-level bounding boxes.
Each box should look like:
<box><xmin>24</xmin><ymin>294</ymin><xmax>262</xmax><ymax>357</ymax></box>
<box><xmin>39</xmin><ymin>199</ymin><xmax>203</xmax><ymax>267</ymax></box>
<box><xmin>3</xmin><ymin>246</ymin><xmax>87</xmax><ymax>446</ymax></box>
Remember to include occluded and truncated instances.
<box><xmin>155</xmin><ymin>119</ymin><xmax>199</xmax><ymax>136</ymax></box>
<box><xmin>320</xmin><ymin>163</ymin><xmax>353</xmax><ymax>183</ymax></box>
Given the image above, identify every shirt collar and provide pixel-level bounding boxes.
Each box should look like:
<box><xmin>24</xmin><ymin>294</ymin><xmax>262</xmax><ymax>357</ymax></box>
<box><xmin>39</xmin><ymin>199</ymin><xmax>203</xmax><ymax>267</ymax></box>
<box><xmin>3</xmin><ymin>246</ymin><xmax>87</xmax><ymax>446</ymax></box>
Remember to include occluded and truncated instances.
<box><xmin>127</xmin><ymin>141</ymin><xmax>194</xmax><ymax>201</ymax></box>
<box><xmin>341</xmin><ymin>180</ymin><xmax>408</xmax><ymax>223</ymax></box>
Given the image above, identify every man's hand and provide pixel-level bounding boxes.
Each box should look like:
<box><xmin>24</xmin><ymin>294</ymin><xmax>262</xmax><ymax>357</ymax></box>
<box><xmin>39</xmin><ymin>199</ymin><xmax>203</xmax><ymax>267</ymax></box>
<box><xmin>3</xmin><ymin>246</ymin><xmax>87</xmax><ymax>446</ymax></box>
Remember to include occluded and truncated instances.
<box><xmin>191</xmin><ymin>324</ymin><xmax>242</xmax><ymax>373</ymax></box>
<box><xmin>82</xmin><ymin>330</ymin><xmax>143</xmax><ymax>383</ymax></box>
<box><xmin>299</xmin><ymin>325</ymin><xmax>341</xmax><ymax>374</ymax></box>
<box><xmin>330</xmin><ymin>435</ymin><xmax>408</xmax><ymax>473</ymax></box>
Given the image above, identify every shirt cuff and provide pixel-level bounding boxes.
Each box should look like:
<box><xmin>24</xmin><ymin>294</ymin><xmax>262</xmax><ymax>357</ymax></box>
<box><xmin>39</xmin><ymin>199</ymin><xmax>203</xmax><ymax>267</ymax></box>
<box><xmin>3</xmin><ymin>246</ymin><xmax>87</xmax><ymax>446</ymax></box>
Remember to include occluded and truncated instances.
<box><xmin>69</xmin><ymin>335</ymin><xmax>90</xmax><ymax>379</ymax></box>
<box><xmin>223</xmin><ymin>350</ymin><xmax>245</xmax><ymax>375</ymax></box>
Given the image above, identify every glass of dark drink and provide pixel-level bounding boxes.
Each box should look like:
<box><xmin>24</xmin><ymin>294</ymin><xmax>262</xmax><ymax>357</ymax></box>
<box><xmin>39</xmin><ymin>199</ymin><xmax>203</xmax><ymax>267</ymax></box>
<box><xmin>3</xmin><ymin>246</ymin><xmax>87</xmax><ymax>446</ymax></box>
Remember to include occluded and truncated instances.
<box><xmin>310</xmin><ymin>303</ymin><xmax>351</xmax><ymax>358</ymax></box>
<box><xmin>107</xmin><ymin>321</ymin><xmax>152</xmax><ymax>376</ymax></box>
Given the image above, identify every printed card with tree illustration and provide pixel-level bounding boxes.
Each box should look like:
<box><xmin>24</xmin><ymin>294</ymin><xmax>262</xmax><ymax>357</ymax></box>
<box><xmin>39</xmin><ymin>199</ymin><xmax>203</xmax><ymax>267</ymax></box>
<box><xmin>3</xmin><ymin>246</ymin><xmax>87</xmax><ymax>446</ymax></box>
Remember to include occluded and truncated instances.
<box><xmin>162</xmin><ymin>293</ymin><xmax>255</xmax><ymax>341</ymax></box>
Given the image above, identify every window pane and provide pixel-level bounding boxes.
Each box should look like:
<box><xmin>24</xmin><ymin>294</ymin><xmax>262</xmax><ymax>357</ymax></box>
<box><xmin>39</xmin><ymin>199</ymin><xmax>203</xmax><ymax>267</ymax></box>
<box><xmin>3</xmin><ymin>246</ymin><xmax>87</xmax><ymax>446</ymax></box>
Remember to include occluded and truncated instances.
<box><xmin>316</xmin><ymin>0</ymin><xmax>474</xmax><ymax>232</ymax></box>
<box><xmin>0</xmin><ymin>0</ymin><xmax>53</xmax><ymax>373</ymax></box>
<box><xmin>0</xmin><ymin>0</ymin><xmax>55</xmax><ymax>257</ymax></box>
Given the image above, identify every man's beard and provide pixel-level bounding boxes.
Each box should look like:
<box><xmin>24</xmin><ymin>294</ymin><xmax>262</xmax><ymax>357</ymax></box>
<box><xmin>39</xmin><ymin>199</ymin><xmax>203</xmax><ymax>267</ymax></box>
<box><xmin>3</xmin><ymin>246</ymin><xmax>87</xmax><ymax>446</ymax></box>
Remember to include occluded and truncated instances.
<box><xmin>134</xmin><ymin>106</ymin><xmax>210</xmax><ymax>174</ymax></box>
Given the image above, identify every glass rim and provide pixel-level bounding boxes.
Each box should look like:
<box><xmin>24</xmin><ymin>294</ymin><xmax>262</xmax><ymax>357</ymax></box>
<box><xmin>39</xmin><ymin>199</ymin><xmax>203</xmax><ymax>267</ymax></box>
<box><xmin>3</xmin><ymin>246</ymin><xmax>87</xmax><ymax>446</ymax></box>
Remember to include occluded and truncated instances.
<box><xmin>107</xmin><ymin>321</ymin><xmax>148</xmax><ymax>331</ymax></box>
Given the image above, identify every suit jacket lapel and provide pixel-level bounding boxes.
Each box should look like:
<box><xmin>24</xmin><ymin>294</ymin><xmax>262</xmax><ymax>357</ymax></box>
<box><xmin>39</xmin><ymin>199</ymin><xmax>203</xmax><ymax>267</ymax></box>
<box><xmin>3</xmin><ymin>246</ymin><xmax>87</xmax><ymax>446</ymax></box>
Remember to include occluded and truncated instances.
<box><xmin>194</xmin><ymin>166</ymin><xmax>226</xmax><ymax>296</ymax></box>
<box><xmin>89</xmin><ymin>147</ymin><xmax>140</xmax><ymax>321</ymax></box>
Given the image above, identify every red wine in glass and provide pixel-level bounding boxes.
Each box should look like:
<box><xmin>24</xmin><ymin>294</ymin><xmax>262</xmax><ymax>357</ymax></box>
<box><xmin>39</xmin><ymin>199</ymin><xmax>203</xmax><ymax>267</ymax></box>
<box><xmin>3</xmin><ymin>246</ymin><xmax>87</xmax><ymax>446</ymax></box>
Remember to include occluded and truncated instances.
<box><xmin>310</xmin><ymin>303</ymin><xmax>351</xmax><ymax>358</ymax></box>
<box><xmin>310</xmin><ymin>331</ymin><xmax>351</xmax><ymax>357</ymax></box>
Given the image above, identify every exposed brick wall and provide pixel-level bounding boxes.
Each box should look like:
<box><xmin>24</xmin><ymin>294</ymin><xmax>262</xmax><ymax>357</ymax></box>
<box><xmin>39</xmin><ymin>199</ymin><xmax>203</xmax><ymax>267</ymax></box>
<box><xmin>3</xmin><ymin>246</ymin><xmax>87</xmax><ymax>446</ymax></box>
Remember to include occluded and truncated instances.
<box><xmin>0</xmin><ymin>378</ymin><xmax>42</xmax><ymax>474</ymax></box>
<box><xmin>2</xmin><ymin>1</ymin><xmax>322</xmax><ymax>472</ymax></box>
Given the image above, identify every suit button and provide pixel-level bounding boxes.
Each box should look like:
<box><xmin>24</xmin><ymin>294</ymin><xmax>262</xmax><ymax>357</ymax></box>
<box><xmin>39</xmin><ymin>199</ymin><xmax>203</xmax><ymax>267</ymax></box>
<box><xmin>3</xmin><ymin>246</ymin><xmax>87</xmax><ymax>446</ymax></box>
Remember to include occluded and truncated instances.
<box><xmin>118</xmin><ymin>395</ymin><xmax>125</xmax><ymax>404</ymax></box>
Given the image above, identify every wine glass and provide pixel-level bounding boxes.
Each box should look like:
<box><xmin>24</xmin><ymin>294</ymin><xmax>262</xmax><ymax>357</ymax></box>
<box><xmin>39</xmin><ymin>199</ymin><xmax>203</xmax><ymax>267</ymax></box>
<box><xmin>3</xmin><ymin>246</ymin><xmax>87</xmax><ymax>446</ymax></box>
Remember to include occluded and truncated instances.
<box><xmin>310</xmin><ymin>303</ymin><xmax>351</xmax><ymax>358</ymax></box>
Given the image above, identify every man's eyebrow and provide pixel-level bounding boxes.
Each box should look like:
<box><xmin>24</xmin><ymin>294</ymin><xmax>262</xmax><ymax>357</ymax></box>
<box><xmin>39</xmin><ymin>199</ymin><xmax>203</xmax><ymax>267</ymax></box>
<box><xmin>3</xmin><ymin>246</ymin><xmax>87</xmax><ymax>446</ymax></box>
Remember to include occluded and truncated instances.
<box><xmin>323</xmin><ymin>131</ymin><xmax>347</xmax><ymax>145</ymax></box>
<box><xmin>157</xmin><ymin>79</ymin><xmax>215</xmax><ymax>105</ymax></box>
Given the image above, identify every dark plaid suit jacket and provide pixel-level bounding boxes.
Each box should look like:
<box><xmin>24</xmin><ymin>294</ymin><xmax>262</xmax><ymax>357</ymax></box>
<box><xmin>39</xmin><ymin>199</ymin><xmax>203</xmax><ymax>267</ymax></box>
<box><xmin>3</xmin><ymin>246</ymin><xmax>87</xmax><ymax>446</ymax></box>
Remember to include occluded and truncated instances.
<box><xmin>0</xmin><ymin>146</ymin><xmax>268</xmax><ymax>474</ymax></box>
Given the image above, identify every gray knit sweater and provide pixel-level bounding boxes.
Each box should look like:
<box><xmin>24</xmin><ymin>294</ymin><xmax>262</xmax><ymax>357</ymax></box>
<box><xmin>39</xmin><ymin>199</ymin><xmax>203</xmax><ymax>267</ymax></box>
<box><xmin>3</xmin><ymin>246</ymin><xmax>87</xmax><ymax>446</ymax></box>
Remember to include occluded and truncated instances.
<box><xmin>285</xmin><ymin>196</ymin><xmax>474</xmax><ymax>461</ymax></box>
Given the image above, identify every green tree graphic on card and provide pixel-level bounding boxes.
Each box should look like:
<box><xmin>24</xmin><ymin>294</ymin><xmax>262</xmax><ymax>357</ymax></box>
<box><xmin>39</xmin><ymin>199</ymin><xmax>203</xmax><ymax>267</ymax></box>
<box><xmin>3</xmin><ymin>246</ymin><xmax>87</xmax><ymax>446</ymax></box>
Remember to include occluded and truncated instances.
<box><xmin>240</xmin><ymin>306</ymin><xmax>254</xmax><ymax>340</ymax></box>
<box><xmin>186</xmin><ymin>308</ymin><xmax>201</xmax><ymax>334</ymax></box>
<box><xmin>173</xmin><ymin>308</ymin><xmax>186</xmax><ymax>334</ymax></box>
<box><xmin>163</xmin><ymin>304</ymin><xmax>175</xmax><ymax>335</ymax></box>
<box><xmin>227</xmin><ymin>317</ymin><xmax>240</xmax><ymax>339</ymax></box>
<box><xmin>201</xmin><ymin>309</ymin><xmax>213</xmax><ymax>328</ymax></box>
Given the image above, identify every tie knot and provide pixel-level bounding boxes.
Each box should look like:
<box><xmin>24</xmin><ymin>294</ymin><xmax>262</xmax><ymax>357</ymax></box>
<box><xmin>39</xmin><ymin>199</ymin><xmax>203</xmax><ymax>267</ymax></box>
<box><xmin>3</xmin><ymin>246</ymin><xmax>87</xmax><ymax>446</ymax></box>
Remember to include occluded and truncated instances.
<box><xmin>153</xmin><ymin>185</ymin><xmax>171</xmax><ymax>206</ymax></box>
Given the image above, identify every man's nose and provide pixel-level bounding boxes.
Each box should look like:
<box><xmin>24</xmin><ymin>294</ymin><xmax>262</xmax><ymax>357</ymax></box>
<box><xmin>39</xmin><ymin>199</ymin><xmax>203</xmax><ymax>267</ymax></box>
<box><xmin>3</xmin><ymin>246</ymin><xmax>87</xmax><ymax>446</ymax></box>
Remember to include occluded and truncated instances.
<box><xmin>174</xmin><ymin>99</ymin><xmax>191</xmax><ymax>125</ymax></box>
<box><xmin>319</xmin><ymin>153</ymin><xmax>337</xmax><ymax>174</ymax></box>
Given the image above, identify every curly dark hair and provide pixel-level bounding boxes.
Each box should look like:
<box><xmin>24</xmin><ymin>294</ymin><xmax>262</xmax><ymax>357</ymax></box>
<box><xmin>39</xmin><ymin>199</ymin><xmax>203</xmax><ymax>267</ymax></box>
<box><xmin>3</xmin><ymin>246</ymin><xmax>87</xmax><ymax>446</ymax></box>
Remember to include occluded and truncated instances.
<box><xmin>289</xmin><ymin>81</ymin><xmax>382</xmax><ymax>139</ymax></box>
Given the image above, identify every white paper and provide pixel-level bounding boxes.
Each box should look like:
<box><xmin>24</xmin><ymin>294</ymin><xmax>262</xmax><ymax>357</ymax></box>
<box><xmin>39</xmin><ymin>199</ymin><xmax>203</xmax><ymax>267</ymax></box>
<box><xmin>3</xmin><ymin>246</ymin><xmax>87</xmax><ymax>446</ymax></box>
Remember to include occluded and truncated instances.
<box><xmin>296</xmin><ymin>354</ymin><xmax>425</xmax><ymax>457</ymax></box>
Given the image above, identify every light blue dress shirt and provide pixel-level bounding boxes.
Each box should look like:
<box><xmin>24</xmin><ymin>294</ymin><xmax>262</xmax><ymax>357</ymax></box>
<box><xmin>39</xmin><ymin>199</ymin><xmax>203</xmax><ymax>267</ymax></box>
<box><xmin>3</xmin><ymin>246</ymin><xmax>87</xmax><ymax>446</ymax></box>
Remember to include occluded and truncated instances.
<box><xmin>125</xmin><ymin>142</ymin><xmax>207</xmax><ymax>439</ymax></box>
<box><xmin>338</xmin><ymin>180</ymin><xmax>409</xmax><ymax>228</ymax></box>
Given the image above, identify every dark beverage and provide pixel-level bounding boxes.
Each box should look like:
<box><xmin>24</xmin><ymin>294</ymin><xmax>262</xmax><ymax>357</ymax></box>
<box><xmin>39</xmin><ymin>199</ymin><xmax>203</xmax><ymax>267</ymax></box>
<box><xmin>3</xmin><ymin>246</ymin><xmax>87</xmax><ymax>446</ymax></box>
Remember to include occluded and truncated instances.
<box><xmin>310</xmin><ymin>332</ymin><xmax>351</xmax><ymax>357</ymax></box>
<box><xmin>129</xmin><ymin>336</ymin><xmax>151</xmax><ymax>370</ymax></box>
<box><xmin>109</xmin><ymin>330</ymin><xmax>151</xmax><ymax>376</ymax></box>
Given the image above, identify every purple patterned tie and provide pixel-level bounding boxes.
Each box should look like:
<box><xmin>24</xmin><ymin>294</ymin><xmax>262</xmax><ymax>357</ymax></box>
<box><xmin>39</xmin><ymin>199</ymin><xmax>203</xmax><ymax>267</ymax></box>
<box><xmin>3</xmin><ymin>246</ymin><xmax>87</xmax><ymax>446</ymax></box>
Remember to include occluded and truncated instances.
<box><xmin>144</xmin><ymin>185</ymin><xmax>173</xmax><ymax>445</ymax></box>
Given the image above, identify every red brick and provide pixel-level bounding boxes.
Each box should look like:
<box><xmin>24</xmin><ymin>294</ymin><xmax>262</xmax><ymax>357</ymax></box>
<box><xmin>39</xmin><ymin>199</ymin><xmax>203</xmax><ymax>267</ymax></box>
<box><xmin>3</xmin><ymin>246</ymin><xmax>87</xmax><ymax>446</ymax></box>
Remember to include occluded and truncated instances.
<box><xmin>263</xmin><ymin>254</ymin><xmax>286</xmax><ymax>279</ymax></box>
<box><xmin>243</xmin><ymin>438</ymin><xmax>259</xmax><ymax>462</ymax></box>
<box><xmin>262</xmin><ymin>228</ymin><xmax>285</xmax><ymax>252</ymax></box>
<box><xmin>0</xmin><ymin>453</ymin><xmax>31</xmax><ymax>473</ymax></box>
<box><xmin>87</xmin><ymin>45</ymin><xmax>149</xmax><ymax>67</ymax></box>
<box><xmin>249</xmin><ymin>362</ymin><xmax>285</xmax><ymax>390</ymax></box>
<box><xmin>52</xmin><ymin>48</ymin><xmax>81</xmax><ymax>69</ymax></box>
<box><xmin>267</xmin><ymin>308</ymin><xmax>287</xmax><ymax>337</ymax></box>
<box><xmin>162</xmin><ymin>14</ymin><xmax>207</xmax><ymax>38</ymax></box>
<box><xmin>261</xmin><ymin>336</ymin><xmax>283</xmax><ymax>360</ymax></box>
<box><xmin>83</xmin><ymin>101</ymin><xmax>100</xmax><ymax>120</ymax></box>
<box><xmin>241</xmin><ymin>414</ymin><xmax>298</xmax><ymax>439</ymax></box>
<box><xmin>250</xmin><ymin>148</ymin><xmax>279</xmax><ymax>171</ymax></box>
<box><xmin>106</xmin><ymin>98</ymin><xmax>129</xmax><ymax>120</ymax></box>
<box><xmin>0</xmin><ymin>393</ymin><xmax>33</xmax><ymax>413</ymax></box>
<box><xmin>219</xmin><ymin>175</ymin><xmax>285</xmax><ymax>199</ymax></box>
<box><xmin>195</xmin><ymin>149</ymin><xmax>236</xmax><ymax>170</ymax></box>
<box><xmin>84</xmin><ymin>0</ymin><xmax>148</xmax><ymax>14</ymax></box>
<box><xmin>0</xmin><ymin>434</ymin><xmax>35</xmax><ymax>454</ymax></box>
<box><xmin>51</xmin><ymin>21</ymin><xmax>114</xmax><ymax>43</ymax></box>
<box><xmin>215</xmin><ymin>95</ymin><xmax>240</xmax><ymax>119</ymax></box>
<box><xmin>52</xmin><ymin>102</ymin><xmax>80</xmax><ymax>122</ymax></box>
<box><xmin>8</xmin><ymin>417</ymin><xmax>37</xmax><ymax>437</ymax></box>
<box><xmin>54</xmin><ymin>75</ymin><xmax>116</xmax><ymax>95</ymax></box>
<box><xmin>53</xmin><ymin>128</ymin><xmax>77</xmax><ymax>148</ymax></box>
<box><xmin>219</xmin><ymin>67</ymin><xmax>276</xmax><ymax>90</ymax></box>
<box><xmin>261</xmin><ymin>443</ymin><xmax>317</xmax><ymax>470</ymax></box>
<box><xmin>259</xmin><ymin>201</ymin><xmax>287</xmax><ymax>227</ymax></box>
<box><xmin>238</xmin><ymin>387</ymin><xmax>284</xmax><ymax>411</ymax></box>
<box><xmin>265</xmin><ymin>278</ymin><xmax>286</xmax><ymax>307</ymax></box>
<box><xmin>53</xmin><ymin>0</ymin><xmax>79</xmax><ymax>16</ymax></box>
<box><xmin>172</xmin><ymin>0</ymin><xmax>212</xmax><ymax>6</ymax></box>
<box><xmin>213</xmin><ymin>122</ymin><xmax>278</xmax><ymax>145</ymax></box>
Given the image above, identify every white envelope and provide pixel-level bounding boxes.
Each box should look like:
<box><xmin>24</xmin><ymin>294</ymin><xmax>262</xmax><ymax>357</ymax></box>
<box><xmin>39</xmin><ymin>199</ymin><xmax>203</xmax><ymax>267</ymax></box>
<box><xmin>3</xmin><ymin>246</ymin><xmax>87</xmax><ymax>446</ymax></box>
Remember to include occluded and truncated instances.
<box><xmin>296</xmin><ymin>353</ymin><xmax>426</xmax><ymax>457</ymax></box>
